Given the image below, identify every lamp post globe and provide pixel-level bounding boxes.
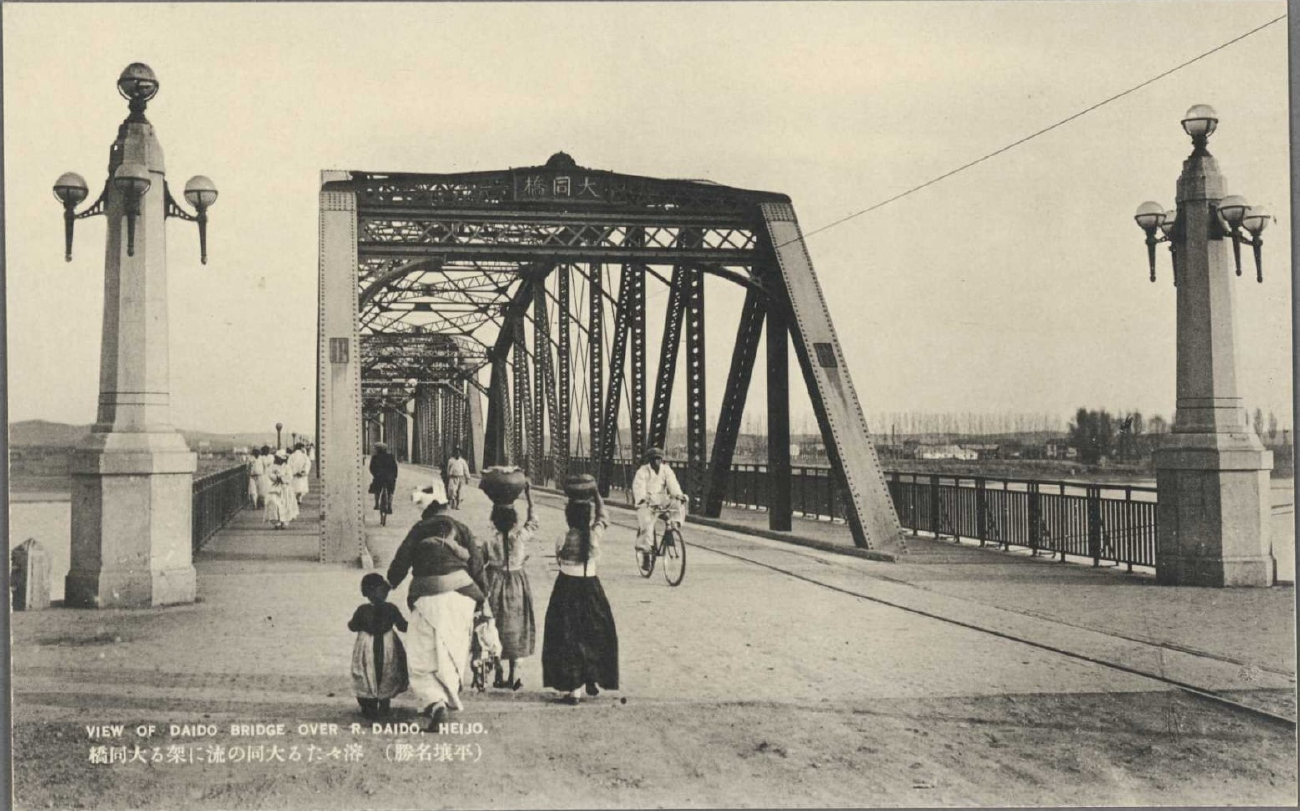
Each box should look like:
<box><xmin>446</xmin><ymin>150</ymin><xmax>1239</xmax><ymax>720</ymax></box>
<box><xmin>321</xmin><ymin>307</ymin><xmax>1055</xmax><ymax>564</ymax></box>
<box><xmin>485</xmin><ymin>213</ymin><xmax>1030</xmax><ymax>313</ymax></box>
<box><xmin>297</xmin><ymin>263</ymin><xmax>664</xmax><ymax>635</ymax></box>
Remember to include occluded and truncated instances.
<box><xmin>1217</xmin><ymin>195</ymin><xmax>1250</xmax><ymax>228</ymax></box>
<box><xmin>53</xmin><ymin>172</ymin><xmax>89</xmax><ymax>206</ymax></box>
<box><xmin>1180</xmin><ymin>103</ymin><xmax>1218</xmax><ymax>141</ymax></box>
<box><xmin>183</xmin><ymin>175</ymin><xmax>218</xmax><ymax>210</ymax></box>
<box><xmin>1133</xmin><ymin>201</ymin><xmax>1165</xmax><ymax>232</ymax></box>
<box><xmin>1242</xmin><ymin>204</ymin><xmax>1271</xmax><ymax>236</ymax></box>
<box><xmin>116</xmin><ymin>62</ymin><xmax>159</xmax><ymax>102</ymax></box>
<box><xmin>1158</xmin><ymin>209</ymin><xmax>1177</xmax><ymax>238</ymax></box>
<box><xmin>276</xmin><ymin>422</ymin><xmax>284</xmax><ymax>449</ymax></box>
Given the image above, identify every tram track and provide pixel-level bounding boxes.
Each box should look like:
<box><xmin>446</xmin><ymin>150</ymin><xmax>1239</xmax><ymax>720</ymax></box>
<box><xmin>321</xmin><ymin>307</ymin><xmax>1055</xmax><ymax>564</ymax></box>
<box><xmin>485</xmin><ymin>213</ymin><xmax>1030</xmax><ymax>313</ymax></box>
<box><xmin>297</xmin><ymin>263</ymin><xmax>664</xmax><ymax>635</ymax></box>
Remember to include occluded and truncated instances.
<box><xmin>583</xmin><ymin>501</ymin><xmax>1300</xmax><ymax>732</ymax></box>
<box><xmin>430</xmin><ymin>470</ymin><xmax>1296</xmax><ymax>731</ymax></box>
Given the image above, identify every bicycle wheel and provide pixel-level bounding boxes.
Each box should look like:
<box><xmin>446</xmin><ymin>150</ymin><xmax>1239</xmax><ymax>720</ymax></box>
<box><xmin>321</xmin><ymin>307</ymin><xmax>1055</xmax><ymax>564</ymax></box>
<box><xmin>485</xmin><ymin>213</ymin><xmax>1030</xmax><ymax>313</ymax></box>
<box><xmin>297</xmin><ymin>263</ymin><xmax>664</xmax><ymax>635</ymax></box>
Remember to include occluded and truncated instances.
<box><xmin>636</xmin><ymin>527</ymin><xmax>657</xmax><ymax>578</ymax></box>
<box><xmin>661</xmin><ymin>527</ymin><xmax>686</xmax><ymax>586</ymax></box>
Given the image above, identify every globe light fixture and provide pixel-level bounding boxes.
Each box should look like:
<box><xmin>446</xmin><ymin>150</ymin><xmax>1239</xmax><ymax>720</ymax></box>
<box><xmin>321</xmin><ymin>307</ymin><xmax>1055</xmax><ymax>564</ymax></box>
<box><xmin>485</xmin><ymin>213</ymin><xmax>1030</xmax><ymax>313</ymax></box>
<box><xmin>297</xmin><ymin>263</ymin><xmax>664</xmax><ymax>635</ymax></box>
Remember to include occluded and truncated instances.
<box><xmin>112</xmin><ymin>161</ymin><xmax>151</xmax><ymax>257</ymax></box>
<box><xmin>56</xmin><ymin>64</ymin><xmax>217</xmax><ymax>265</ymax></box>
<box><xmin>1180</xmin><ymin>103</ymin><xmax>1218</xmax><ymax>154</ymax></box>
<box><xmin>116</xmin><ymin>62</ymin><xmax>159</xmax><ymax>102</ymax></box>
<box><xmin>1136</xmin><ymin>107</ymin><xmax>1268</xmax><ymax>283</ymax></box>
<box><xmin>1133</xmin><ymin>201</ymin><xmax>1171</xmax><ymax>283</ymax></box>
<box><xmin>53</xmin><ymin>172</ymin><xmax>91</xmax><ymax>262</ymax></box>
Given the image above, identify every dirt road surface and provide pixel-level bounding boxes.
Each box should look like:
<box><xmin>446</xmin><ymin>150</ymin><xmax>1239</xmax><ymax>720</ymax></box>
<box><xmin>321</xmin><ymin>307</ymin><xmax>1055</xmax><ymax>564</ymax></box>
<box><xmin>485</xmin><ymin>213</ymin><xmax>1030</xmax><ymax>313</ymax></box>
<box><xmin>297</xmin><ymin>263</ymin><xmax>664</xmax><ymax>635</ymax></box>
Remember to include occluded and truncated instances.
<box><xmin>10</xmin><ymin>476</ymin><xmax>1296</xmax><ymax>808</ymax></box>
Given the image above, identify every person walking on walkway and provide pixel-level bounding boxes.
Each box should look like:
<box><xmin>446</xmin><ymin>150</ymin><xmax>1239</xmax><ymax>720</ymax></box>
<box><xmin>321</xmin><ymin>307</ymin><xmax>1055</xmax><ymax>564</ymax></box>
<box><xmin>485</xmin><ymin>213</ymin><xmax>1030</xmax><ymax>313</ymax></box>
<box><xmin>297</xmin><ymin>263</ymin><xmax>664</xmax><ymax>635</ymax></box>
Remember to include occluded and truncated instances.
<box><xmin>484</xmin><ymin>483</ymin><xmax>537</xmax><ymax>690</ymax></box>
<box><xmin>348</xmin><ymin>573</ymin><xmax>409</xmax><ymax>719</ymax></box>
<box><xmin>247</xmin><ymin>448</ymin><xmax>265</xmax><ymax>509</ymax></box>
<box><xmin>255</xmin><ymin>444</ymin><xmax>273</xmax><ymax>507</ymax></box>
<box><xmin>289</xmin><ymin>443</ymin><xmax>311</xmax><ymax>505</ymax></box>
<box><xmin>265</xmin><ymin>450</ymin><xmax>298</xmax><ymax>529</ymax></box>
<box><xmin>632</xmin><ymin>447</ymin><xmax>687</xmax><ymax>572</ymax></box>
<box><xmin>369</xmin><ymin>442</ymin><xmax>398</xmax><ymax>526</ymax></box>
<box><xmin>387</xmin><ymin>482</ymin><xmax>491</xmax><ymax>730</ymax></box>
<box><xmin>542</xmin><ymin>490</ymin><xmax>619</xmax><ymax>705</ymax></box>
<box><xmin>446</xmin><ymin>448</ymin><xmax>471</xmax><ymax>509</ymax></box>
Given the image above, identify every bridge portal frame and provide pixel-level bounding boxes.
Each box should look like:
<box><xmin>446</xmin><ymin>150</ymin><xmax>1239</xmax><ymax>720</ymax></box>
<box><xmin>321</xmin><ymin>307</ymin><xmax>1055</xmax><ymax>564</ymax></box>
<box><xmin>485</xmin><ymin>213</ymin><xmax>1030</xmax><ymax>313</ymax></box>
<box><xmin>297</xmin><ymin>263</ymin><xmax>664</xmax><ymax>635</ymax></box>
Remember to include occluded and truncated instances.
<box><xmin>318</xmin><ymin>156</ymin><xmax>903</xmax><ymax>564</ymax></box>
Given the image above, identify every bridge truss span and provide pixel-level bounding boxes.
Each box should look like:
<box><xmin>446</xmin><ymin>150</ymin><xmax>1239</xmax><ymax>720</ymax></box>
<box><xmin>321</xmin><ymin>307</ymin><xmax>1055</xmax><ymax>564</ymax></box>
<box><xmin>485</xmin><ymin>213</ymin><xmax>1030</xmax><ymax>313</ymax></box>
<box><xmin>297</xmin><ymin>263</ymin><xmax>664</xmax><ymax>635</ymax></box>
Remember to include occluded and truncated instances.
<box><xmin>317</xmin><ymin>154</ymin><xmax>903</xmax><ymax>563</ymax></box>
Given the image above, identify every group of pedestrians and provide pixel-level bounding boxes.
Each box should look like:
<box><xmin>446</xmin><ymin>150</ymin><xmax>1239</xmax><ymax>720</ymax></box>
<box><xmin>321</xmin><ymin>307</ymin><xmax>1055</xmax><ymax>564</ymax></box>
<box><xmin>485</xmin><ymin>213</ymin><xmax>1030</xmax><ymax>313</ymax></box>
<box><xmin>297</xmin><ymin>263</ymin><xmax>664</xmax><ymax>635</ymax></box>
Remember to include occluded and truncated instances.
<box><xmin>351</xmin><ymin>449</ymin><xmax>660</xmax><ymax>728</ymax></box>
<box><xmin>247</xmin><ymin>443</ymin><xmax>313</xmax><ymax>530</ymax></box>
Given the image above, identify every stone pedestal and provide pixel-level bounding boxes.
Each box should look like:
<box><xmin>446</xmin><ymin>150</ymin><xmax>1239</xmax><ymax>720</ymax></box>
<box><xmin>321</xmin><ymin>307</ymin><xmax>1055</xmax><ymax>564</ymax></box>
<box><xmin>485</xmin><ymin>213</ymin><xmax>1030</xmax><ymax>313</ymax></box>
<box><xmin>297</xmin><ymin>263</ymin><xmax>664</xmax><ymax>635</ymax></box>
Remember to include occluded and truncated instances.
<box><xmin>67</xmin><ymin>433</ymin><xmax>197</xmax><ymax>608</ymax></box>
<box><xmin>1155</xmin><ymin>435</ymin><xmax>1273</xmax><ymax>587</ymax></box>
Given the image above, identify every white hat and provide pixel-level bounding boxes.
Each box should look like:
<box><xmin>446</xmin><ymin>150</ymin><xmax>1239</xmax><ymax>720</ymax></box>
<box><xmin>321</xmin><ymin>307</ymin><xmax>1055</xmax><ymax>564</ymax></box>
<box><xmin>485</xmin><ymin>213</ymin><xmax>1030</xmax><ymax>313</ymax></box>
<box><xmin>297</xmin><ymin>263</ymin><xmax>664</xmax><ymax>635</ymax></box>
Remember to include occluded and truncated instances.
<box><xmin>412</xmin><ymin>478</ymin><xmax>448</xmax><ymax>508</ymax></box>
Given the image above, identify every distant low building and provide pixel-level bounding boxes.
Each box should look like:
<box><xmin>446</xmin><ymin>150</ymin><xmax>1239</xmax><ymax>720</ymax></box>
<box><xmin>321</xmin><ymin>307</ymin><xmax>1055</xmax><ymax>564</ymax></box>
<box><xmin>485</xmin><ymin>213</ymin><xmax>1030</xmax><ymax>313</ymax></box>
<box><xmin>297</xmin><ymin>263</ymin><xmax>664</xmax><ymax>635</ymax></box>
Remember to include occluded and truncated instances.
<box><xmin>918</xmin><ymin>444</ymin><xmax>977</xmax><ymax>461</ymax></box>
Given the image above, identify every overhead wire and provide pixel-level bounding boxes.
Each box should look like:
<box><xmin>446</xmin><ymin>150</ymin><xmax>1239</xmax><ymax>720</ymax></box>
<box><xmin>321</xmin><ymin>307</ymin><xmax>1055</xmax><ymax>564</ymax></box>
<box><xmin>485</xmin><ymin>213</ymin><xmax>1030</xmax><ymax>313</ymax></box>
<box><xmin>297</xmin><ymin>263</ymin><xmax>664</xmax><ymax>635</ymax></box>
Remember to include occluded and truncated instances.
<box><xmin>780</xmin><ymin>12</ymin><xmax>1288</xmax><ymax>248</ymax></box>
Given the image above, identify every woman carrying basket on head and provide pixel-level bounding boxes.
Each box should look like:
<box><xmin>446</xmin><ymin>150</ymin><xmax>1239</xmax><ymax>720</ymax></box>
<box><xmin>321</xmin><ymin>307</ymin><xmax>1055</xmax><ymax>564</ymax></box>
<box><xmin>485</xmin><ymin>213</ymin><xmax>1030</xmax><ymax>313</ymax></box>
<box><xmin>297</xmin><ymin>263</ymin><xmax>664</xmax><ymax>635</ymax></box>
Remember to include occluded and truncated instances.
<box><xmin>542</xmin><ymin>482</ymin><xmax>619</xmax><ymax>705</ymax></box>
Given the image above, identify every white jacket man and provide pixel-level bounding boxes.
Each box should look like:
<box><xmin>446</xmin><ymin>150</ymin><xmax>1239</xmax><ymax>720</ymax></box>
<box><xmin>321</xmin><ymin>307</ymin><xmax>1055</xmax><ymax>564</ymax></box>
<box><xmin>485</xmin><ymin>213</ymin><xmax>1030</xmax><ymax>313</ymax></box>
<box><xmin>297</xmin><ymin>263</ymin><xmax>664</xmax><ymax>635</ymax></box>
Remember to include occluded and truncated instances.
<box><xmin>632</xmin><ymin>447</ymin><xmax>686</xmax><ymax>561</ymax></box>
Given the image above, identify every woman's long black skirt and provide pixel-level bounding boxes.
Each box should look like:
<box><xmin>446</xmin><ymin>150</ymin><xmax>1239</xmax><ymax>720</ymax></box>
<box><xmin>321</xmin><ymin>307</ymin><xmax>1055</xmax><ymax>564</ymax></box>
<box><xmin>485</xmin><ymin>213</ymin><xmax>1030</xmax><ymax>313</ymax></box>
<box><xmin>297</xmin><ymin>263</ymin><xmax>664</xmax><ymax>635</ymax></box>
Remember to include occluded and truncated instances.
<box><xmin>542</xmin><ymin>573</ymin><xmax>619</xmax><ymax>692</ymax></box>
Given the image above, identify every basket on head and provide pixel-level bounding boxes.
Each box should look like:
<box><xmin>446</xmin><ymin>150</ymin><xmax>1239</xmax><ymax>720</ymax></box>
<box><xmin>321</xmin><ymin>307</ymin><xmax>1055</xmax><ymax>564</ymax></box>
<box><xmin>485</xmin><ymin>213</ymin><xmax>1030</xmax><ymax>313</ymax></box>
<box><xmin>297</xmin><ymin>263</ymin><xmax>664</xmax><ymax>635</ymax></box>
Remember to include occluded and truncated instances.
<box><xmin>564</xmin><ymin>473</ymin><xmax>598</xmax><ymax>501</ymax></box>
<box><xmin>479</xmin><ymin>466</ymin><xmax>527</xmax><ymax>505</ymax></box>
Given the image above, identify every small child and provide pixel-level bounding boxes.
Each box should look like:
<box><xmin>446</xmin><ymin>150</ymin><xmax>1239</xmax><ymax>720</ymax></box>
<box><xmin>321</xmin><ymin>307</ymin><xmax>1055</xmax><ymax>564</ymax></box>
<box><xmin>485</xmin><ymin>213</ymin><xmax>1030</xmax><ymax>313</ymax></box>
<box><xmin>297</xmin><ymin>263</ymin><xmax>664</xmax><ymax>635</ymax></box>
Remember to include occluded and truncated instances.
<box><xmin>348</xmin><ymin>573</ymin><xmax>409</xmax><ymax>719</ymax></box>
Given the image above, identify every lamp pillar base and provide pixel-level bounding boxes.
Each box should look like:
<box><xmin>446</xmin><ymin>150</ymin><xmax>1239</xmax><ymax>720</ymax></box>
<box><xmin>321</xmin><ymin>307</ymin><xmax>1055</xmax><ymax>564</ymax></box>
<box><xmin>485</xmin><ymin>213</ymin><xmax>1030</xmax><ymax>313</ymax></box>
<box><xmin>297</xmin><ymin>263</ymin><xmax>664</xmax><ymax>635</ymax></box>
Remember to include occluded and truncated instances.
<box><xmin>1154</xmin><ymin>434</ymin><xmax>1274</xmax><ymax>588</ymax></box>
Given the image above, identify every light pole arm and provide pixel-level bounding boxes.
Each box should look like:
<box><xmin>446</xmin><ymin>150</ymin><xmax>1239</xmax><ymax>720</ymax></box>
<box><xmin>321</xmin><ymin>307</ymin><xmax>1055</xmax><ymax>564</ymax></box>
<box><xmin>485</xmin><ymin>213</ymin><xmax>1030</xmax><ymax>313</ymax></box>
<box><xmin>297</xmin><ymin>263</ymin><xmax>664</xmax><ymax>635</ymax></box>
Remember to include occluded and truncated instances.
<box><xmin>60</xmin><ymin>184</ymin><xmax>109</xmax><ymax>262</ymax></box>
<box><xmin>163</xmin><ymin>182</ymin><xmax>212</xmax><ymax>264</ymax></box>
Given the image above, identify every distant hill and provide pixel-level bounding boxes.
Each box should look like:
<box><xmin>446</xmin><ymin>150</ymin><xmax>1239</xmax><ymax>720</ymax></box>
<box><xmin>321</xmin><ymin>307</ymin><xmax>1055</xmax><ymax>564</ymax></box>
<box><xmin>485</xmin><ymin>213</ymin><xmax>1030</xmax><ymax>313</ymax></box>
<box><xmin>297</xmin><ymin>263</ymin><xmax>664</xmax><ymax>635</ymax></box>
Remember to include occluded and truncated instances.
<box><xmin>8</xmin><ymin>420</ymin><xmax>285</xmax><ymax>451</ymax></box>
<box><xmin>8</xmin><ymin>420</ymin><xmax>90</xmax><ymax>447</ymax></box>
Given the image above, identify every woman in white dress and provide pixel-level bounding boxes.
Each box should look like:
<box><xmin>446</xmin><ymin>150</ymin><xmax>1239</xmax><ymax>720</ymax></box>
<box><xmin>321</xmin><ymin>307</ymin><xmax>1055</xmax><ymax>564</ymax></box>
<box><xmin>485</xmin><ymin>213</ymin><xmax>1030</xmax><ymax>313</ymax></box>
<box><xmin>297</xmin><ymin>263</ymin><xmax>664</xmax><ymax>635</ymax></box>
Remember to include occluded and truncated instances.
<box><xmin>264</xmin><ymin>451</ymin><xmax>299</xmax><ymax>529</ymax></box>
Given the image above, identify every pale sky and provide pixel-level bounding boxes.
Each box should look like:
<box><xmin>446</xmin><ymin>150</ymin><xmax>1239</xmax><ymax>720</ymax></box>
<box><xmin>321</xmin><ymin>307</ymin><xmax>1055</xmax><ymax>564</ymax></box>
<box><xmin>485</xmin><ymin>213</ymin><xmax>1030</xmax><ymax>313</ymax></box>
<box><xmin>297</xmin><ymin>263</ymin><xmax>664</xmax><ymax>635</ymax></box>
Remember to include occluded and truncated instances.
<box><xmin>3</xmin><ymin>1</ymin><xmax>1292</xmax><ymax>438</ymax></box>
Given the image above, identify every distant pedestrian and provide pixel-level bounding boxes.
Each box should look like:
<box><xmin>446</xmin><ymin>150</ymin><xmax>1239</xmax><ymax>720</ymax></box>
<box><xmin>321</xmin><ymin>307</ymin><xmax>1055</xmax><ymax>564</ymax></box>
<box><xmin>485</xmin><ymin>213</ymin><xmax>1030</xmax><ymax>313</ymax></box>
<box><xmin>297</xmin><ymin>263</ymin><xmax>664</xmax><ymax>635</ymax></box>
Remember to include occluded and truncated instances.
<box><xmin>542</xmin><ymin>490</ymin><xmax>618</xmax><ymax>704</ymax></box>
<box><xmin>265</xmin><ymin>450</ymin><xmax>298</xmax><ymax>529</ymax></box>
<box><xmin>446</xmin><ymin>448</ymin><xmax>471</xmax><ymax>510</ymax></box>
<box><xmin>247</xmin><ymin>448</ymin><xmax>264</xmax><ymax>509</ymax></box>
<box><xmin>349</xmin><ymin>573</ymin><xmax>409</xmax><ymax>720</ymax></box>
<box><xmin>370</xmin><ymin>442</ymin><xmax>399</xmax><ymax>526</ymax></box>
<box><xmin>289</xmin><ymin>443</ymin><xmax>311</xmax><ymax>505</ymax></box>
<box><xmin>256</xmin><ymin>445</ymin><xmax>273</xmax><ymax>507</ymax></box>
<box><xmin>484</xmin><ymin>482</ymin><xmax>537</xmax><ymax>690</ymax></box>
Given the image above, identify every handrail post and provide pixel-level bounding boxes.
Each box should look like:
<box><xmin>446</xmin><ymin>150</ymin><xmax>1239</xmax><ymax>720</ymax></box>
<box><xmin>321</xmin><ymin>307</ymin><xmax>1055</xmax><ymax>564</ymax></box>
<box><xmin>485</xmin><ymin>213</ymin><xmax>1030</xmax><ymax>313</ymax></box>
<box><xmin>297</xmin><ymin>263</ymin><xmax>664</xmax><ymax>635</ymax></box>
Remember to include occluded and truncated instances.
<box><xmin>929</xmin><ymin>474</ymin><xmax>941</xmax><ymax>539</ymax></box>
<box><xmin>1087</xmin><ymin>484</ymin><xmax>1102</xmax><ymax>567</ymax></box>
<box><xmin>975</xmin><ymin>477</ymin><xmax>987</xmax><ymax>547</ymax></box>
<box><xmin>1028</xmin><ymin>481</ymin><xmax>1041</xmax><ymax>555</ymax></box>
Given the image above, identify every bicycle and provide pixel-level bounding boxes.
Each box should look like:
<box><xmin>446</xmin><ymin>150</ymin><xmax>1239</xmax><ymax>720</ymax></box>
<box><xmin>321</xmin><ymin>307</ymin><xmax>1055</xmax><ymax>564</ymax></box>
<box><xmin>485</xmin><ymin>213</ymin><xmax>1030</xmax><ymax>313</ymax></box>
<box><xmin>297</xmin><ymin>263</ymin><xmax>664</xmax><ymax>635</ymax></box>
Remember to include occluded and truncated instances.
<box><xmin>375</xmin><ymin>484</ymin><xmax>393</xmax><ymax>526</ymax></box>
<box><xmin>635</xmin><ymin>499</ymin><xmax>688</xmax><ymax>586</ymax></box>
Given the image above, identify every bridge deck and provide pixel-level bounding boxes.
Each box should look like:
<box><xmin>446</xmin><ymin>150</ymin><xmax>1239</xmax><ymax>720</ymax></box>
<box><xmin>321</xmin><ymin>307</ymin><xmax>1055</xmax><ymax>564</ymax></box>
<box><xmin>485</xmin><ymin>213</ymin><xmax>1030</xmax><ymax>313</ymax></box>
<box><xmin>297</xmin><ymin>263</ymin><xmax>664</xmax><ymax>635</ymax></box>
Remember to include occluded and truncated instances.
<box><xmin>9</xmin><ymin>465</ymin><xmax>1295</xmax><ymax>807</ymax></box>
<box><xmin>196</xmin><ymin>479</ymin><xmax>325</xmax><ymax>574</ymax></box>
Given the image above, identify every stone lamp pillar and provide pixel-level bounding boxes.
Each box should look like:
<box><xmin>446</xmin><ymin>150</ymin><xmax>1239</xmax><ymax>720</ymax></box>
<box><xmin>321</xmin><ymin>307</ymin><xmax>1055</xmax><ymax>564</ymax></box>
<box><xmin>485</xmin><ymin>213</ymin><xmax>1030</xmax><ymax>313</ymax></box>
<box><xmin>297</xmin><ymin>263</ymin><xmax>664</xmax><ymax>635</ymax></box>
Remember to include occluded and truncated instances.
<box><xmin>1136</xmin><ymin>104</ymin><xmax>1274</xmax><ymax>587</ymax></box>
<box><xmin>56</xmin><ymin>64</ymin><xmax>218</xmax><ymax>607</ymax></box>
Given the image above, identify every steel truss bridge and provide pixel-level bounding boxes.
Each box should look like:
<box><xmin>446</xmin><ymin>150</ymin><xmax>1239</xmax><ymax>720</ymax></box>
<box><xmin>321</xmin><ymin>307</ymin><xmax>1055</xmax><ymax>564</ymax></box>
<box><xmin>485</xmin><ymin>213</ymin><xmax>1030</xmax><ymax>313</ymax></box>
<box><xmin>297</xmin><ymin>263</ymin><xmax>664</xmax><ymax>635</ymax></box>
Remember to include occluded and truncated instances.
<box><xmin>317</xmin><ymin>153</ymin><xmax>902</xmax><ymax>561</ymax></box>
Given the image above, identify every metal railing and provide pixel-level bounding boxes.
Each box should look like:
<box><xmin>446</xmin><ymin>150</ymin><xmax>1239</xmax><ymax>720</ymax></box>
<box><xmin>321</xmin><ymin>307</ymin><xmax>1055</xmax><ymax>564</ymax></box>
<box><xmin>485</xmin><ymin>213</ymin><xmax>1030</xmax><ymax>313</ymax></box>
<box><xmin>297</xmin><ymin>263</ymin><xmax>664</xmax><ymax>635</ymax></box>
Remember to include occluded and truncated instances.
<box><xmin>525</xmin><ymin>456</ymin><xmax>1159</xmax><ymax>570</ymax></box>
<box><xmin>192</xmin><ymin>464</ymin><xmax>248</xmax><ymax>552</ymax></box>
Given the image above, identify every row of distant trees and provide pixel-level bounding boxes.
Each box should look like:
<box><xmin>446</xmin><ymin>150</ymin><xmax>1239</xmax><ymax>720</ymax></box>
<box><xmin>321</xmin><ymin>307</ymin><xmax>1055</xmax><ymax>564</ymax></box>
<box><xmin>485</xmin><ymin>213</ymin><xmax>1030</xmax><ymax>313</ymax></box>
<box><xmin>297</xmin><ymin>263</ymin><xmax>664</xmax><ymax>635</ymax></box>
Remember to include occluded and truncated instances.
<box><xmin>1067</xmin><ymin>407</ymin><xmax>1290</xmax><ymax>465</ymax></box>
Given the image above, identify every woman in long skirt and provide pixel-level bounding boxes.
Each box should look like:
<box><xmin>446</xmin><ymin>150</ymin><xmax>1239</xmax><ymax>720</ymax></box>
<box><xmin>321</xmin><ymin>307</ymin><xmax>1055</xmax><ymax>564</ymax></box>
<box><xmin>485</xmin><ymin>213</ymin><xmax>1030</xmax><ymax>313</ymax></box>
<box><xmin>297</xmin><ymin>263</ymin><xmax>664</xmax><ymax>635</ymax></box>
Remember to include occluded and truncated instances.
<box><xmin>484</xmin><ymin>484</ymin><xmax>537</xmax><ymax>690</ymax></box>
<box><xmin>388</xmin><ymin>483</ymin><xmax>490</xmax><ymax>730</ymax></box>
<box><xmin>542</xmin><ymin>491</ymin><xmax>618</xmax><ymax>704</ymax></box>
<box><xmin>255</xmin><ymin>445</ymin><xmax>272</xmax><ymax>506</ymax></box>
<box><xmin>264</xmin><ymin>451</ymin><xmax>298</xmax><ymax>528</ymax></box>
<box><xmin>246</xmin><ymin>448</ymin><xmax>263</xmax><ymax>508</ymax></box>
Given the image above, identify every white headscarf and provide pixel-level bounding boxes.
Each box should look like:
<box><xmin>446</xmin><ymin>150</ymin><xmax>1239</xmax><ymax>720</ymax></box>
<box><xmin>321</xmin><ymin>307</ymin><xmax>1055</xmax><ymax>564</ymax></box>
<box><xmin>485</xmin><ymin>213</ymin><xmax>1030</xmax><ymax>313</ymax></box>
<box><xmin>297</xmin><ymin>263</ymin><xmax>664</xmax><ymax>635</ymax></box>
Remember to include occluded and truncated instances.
<box><xmin>411</xmin><ymin>478</ymin><xmax>448</xmax><ymax>509</ymax></box>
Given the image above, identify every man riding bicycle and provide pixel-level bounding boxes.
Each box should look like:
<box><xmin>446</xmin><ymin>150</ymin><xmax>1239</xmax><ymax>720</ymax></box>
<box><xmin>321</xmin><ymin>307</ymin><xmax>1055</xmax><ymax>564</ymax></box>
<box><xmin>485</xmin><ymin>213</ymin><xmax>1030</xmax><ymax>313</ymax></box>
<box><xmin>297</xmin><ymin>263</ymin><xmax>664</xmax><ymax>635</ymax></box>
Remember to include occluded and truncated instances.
<box><xmin>632</xmin><ymin>447</ymin><xmax>687</xmax><ymax>571</ymax></box>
